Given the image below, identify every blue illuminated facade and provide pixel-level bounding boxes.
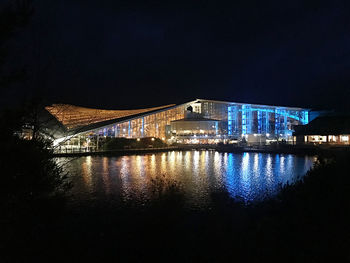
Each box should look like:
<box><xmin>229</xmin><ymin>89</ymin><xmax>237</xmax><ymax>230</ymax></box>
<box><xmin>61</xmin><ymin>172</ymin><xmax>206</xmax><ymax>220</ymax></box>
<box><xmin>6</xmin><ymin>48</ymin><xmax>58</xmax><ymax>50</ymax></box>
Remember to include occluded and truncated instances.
<box><xmin>226</xmin><ymin>102</ymin><xmax>309</xmax><ymax>139</ymax></box>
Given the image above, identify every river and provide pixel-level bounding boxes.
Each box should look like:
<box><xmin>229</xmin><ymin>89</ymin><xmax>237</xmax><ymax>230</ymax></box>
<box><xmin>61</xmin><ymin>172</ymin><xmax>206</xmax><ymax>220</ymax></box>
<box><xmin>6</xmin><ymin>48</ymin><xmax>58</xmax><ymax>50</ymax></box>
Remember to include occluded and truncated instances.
<box><xmin>59</xmin><ymin>150</ymin><xmax>315</xmax><ymax>209</ymax></box>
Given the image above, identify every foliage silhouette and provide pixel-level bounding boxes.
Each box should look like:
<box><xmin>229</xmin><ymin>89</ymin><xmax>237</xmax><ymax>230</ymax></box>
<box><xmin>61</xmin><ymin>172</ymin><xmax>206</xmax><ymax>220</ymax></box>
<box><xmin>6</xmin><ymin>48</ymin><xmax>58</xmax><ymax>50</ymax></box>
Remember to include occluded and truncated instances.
<box><xmin>102</xmin><ymin>137</ymin><xmax>167</xmax><ymax>151</ymax></box>
<box><xmin>0</xmin><ymin>105</ymin><xmax>72</xmax><ymax>262</ymax></box>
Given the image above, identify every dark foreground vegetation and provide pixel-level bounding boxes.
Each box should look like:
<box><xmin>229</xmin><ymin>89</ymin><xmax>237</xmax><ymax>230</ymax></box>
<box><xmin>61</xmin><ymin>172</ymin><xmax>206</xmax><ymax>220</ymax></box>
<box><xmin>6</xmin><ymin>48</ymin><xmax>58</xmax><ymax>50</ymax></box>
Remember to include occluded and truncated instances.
<box><xmin>102</xmin><ymin>137</ymin><xmax>167</xmax><ymax>151</ymax></box>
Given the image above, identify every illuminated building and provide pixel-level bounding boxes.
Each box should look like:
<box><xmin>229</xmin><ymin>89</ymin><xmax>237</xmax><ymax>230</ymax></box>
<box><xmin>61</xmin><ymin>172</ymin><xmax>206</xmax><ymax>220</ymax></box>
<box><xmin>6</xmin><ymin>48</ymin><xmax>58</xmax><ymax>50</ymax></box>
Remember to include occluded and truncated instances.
<box><xmin>169</xmin><ymin>112</ymin><xmax>220</xmax><ymax>144</ymax></box>
<box><xmin>46</xmin><ymin>99</ymin><xmax>309</xmax><ymax>149</ymax></box>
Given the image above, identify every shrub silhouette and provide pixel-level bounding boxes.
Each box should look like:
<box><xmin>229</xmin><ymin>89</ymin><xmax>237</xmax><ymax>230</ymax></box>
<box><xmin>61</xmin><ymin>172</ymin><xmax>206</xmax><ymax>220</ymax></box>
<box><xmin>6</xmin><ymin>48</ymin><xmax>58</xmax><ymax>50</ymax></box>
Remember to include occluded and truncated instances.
<box><xmin>0</xmin><ymin>106</ymin><xmax>72</xmax><ymax>262</ymax></box>
<box><xmin>103</xmin><ymin>137</ymin><xmax>167</xmax><ymax>150</ymax></box>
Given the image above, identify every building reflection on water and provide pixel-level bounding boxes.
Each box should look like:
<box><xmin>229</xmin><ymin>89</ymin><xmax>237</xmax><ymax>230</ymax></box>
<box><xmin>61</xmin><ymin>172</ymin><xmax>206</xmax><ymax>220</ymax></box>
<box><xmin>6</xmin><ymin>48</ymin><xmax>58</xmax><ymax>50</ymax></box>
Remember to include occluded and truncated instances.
<box><xmin>102</xmin><ymin>157</ymin><xmax>111</xmax><ymax>195</ymax></box>
<box><xmin>64</xmin><ymin>151</ymin><xmax>316</xmax><ymax>207</ymax></box>
<box><xmin>81</xmin><ymin>156</ymin><xmax>92</xmax><ymax>189</ymax></box>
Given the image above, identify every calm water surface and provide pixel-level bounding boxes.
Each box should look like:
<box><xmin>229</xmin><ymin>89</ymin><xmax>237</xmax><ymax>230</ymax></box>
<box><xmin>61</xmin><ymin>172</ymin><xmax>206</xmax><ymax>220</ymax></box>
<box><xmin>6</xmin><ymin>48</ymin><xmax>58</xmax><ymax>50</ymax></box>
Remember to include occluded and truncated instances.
<box><xmin>60</xmin><ymin>151</ymin><xmax>315</xmax><ymax>209</ymax></box>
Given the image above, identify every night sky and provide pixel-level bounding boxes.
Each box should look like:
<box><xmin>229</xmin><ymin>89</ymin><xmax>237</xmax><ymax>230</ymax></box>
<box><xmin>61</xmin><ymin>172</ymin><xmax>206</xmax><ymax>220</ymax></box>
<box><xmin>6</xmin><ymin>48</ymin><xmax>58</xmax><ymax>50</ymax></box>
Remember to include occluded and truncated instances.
<box><xmin>3</xmin><ymin>0</ymin><xmax>350</xmax><ymax>111</ymax></box>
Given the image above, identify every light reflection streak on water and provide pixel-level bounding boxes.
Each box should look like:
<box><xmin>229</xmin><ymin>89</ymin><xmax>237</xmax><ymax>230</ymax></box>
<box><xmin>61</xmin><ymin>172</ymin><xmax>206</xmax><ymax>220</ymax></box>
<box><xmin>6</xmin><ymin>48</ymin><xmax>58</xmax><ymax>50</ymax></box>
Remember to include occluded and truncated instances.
<box><xmin>63</xmin><ymin>151</ymin><xmax>315</xmax><ymax>207</ymax></box>
<box><xmin>169</xmin><ymin>151</ymin><xmax>176</xmax><ymax>174</ymax></box>
<box><xmin>269</xmin><ymin>154</ymin><xmax>279</xmax><ymax>186</ymax></box>
<box><xmin>119</xmin><ymin>156</ymin><xmax>132</xmax><ymax>200</ymax></box>
<box><xmin>265</xmin><ymin>154</ymin><xmax>273</xmax><ymax>193</ymax></box>
<box><xmin>200</xmin><ymin>151</ymin><xmax>207</xmax><ymax>174</ymax></box>
<box><xmin>150</xmin><ymin>154</ymin><xmax>156</xmax><ymax>172</ymax></box>
<box><xmin>184</xmin><ymin>151</ymin><xmax>191</xmax><ymax>171</ymax></box>
<box><xmin>280</xmin><ymin>155</ymin><xmax>285</xmax><ymax>174</ymax></box>
<box><xmin>266</xmin><ymin>154</ymin><xmax>272</xmax><ymax>177</ymax></box>
<box><xmin>81</xmin><ymin>156</ymin><xmax>92</xmax><ymax>189</ymax></box>
<box><xmin>240</xmin><ymin>153</ymin><xmax>251</xmax><ymax>200</ymax></box>
<box><xmin>160</xmin><ymin>153</ymin><xmax>167</xmax><ymax>175</ymax></box>
<box><xmin>225</xmin><ymin>153</ymin><xmax>235</xmax><ymax>198</ymax></box>
<box><xmin>282</xmin><ymin>156</ymin><xmax>294</xmax><ymax>185</ymax></box>
<box><xmin>190</xmin><ymin>151</ymin><xmax>202</xmax><ymax>203</ymax></box>
<box><xmin>223</xmin><ymin>152</ymin><xmax>228</xmax><ymax>167</ymax></box>
<box><xmin>135</xmin><ymin>155</ymin><xmax>142</xmax><ymax>175</ymax></box>
<box><xmin>193</xmin><ymin>151</ymin><xmax>200</xmax><ymax>174</ymax></box>
<box><xmin>252</xmin><ymin>154</ymin><xmax>261</xmax><ymax>194</ymax></box>
<box><xmin>134</xmin><ymin>155</ymin><xmax>147</xmax><ymax>197</ymax></box>
<box><xmin>213</xmin><ymin>152</ymin><xmax>221</xmax><ymax>181</ymax></box>
<box><xmin>253</xmin><ymin>153</ymin><xmax>259</xmax><ymax>174</ymax></box>
<box><xmin>102</xmin><ymin>157</ymin><xmax>111</xmax><ymax>194</ymax></box>
<box><xmin>283</xmin><ymin>155</ymin><xmax>293</xmax><ymax>184</ymax></box>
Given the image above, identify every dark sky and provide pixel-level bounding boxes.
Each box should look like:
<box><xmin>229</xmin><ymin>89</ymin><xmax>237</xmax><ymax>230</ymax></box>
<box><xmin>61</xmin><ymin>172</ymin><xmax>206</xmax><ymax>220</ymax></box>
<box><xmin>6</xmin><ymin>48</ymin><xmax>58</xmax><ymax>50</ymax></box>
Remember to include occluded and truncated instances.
<box><xmin>4</xmin><ymin>0</ymin><xmax>350</xmax><ymax>110</ymax></box>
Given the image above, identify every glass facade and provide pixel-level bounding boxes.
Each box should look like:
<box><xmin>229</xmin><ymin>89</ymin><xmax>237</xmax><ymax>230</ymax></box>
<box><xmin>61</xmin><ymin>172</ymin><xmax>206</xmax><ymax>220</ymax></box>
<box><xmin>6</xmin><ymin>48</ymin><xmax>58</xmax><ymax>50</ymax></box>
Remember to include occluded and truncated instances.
<box><xmin>227</xmin><ymin>104</ymin><xmax>308</xmax><ymax>138</ymax></box>
<box><xmin>93</xmin><ymin>104</ymin><xmax>188</xmax><ymax>140</ymax></box>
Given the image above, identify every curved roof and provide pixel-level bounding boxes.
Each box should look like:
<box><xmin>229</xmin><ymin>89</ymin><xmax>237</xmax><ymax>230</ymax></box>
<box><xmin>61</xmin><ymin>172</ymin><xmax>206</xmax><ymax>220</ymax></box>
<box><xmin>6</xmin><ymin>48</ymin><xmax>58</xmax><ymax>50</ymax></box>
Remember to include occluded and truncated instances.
<box><xmin>45</xmin><ymin>103</ymin><xmax>175</xmax><ymax>130</ymax></box>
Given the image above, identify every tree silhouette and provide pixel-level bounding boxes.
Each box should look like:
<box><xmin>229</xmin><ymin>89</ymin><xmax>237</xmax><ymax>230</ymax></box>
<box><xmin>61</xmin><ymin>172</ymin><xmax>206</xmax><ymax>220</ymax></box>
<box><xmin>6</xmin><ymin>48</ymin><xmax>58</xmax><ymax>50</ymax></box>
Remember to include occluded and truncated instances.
<box><xmin>0</xmin><ymin>3</ymin><xmax>71</xmax><ymax>256</ymax></box>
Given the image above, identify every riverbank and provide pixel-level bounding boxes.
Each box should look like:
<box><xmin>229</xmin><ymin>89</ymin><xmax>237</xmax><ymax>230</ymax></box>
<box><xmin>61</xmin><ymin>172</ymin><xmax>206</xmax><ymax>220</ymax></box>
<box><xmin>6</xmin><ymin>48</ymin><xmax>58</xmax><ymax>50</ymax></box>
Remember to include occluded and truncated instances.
<box><xmin>52</xmin><ymin>144</ymin><xmax>350</xmax><ymax>157</ymax></box>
